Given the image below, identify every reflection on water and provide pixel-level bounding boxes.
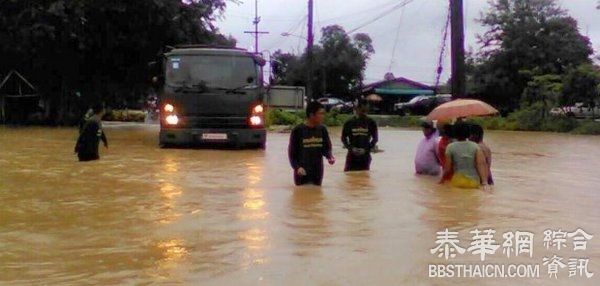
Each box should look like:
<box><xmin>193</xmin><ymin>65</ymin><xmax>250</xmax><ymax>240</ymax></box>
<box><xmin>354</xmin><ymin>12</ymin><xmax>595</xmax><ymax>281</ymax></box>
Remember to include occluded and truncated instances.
<box><xmin>238</xmin><ymin>160</ymin><xmax>269</xmax><ymax>272</ymax></box>
<box><xmin>287</xmin><ymin>189</ymin><xmax>330</xmax><ymax>257</ymax></box>
<box><xmin>419</xmin><ymin>187</ymin><xmax>483</xmax><ymax>230</ymax></box>
<box><xmin>1</xmin><ymin>125</ymin><xmax>600</xmax><ymax>285</ymax></box>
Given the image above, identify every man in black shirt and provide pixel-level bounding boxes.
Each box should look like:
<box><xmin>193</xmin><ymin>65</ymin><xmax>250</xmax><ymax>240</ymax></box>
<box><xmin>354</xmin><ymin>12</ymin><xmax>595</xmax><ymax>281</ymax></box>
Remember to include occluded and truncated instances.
<box><xmin>75</xmin><ymin>104</ymin><xmax>108</xmax><ymax>162</ymax></box>
<box><xmin>288</xmin><ymin>102</ymin><xmax>336</xmax><ymax>186</ymax></box>
<box><xmin>341</xmin><ymin>101</ymin><xmax>378</xmax><ymax>172</ymax></box>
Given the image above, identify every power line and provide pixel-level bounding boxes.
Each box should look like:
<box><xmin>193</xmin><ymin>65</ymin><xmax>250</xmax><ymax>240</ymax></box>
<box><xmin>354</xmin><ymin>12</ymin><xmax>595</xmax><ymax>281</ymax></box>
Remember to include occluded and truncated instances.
<box><xmin>434</xmin><ymin>6</ymin><xmax>452</xmax><ymax>89</ymax></box>
<box><xmin>264</xmin><ymin>15</ymin><xmax>306</xmax><ymax>51</ymax></box>
<box><xmin>314</xmin><ymin>0</ymin><xmax>322</xmax><ymax>33</ymax></box>
<box><xmin>387</xmin><ymin>6</ymin><xmax>406</xmax><ymax>72</ymax></box>
<box><xmin>297</xmin><ymin>17</ymin><xmax>307</xmax><ymax>53</ymax></box>
<box><xmin>347</xmin><ymin>0</ymin><xmax>416</xmax><ymax>34</ymax></box>
<box><xmin>317</xmin><ymin>0</ymin><xmax>401</xmax><ymax>24</ymax></box>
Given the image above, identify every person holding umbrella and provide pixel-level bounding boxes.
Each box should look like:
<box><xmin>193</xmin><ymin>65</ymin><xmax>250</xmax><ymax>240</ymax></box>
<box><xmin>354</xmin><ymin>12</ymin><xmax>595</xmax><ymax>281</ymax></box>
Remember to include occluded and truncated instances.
<box><xmin>441</xmin><ymin>123</ymin><xmax>489</xmax><ymax>190</ymax></box>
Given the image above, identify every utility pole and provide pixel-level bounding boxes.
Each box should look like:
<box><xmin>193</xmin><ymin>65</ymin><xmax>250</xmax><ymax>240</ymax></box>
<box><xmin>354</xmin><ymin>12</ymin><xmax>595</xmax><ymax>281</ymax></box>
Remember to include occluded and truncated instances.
<box><xmin>306</xmin><ymin>0</ymin><xmax>315</xmax><ymax>100</ymax></box>
<box><xmin>450</xmin><ymin>0</ymin><xmax>466</xmax><ymax>99</ymax></box>
<box><xmin>244</xmin><ymin>0</ymin><xmax>269</xmax><ymax>54</ymax></box>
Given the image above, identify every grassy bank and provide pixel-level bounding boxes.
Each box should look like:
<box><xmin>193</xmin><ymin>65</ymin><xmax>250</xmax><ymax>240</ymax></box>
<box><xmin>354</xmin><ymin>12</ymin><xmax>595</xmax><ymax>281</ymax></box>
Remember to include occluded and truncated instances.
<box><xmin>266</xmin><ymin>108</ymin><xmax>600</xmax><ymax>135</ymax></box>
<box><xmin>104</xmin><ymin>109</ymin><xmax>146</xmax><ymax>122</ymax></box>
<box><xmin>265</xmin><ymin>109</ymin><xmax>430</xmax><ymax>129</ymax></box>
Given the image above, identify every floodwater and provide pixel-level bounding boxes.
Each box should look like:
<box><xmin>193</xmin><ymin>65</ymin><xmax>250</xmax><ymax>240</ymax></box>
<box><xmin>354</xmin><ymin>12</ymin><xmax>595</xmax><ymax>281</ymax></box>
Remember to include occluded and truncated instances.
<box><xmin>1</xmin><ymin>123</ymin><xmax>599</xmax><ymax>285</ymax></box>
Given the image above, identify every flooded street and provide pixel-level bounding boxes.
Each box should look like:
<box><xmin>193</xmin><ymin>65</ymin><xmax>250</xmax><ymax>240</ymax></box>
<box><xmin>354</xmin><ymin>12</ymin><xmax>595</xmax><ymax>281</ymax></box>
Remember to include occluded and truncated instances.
<box><xmin>1</xmin><ymin>124</ymin><xmax>599</xmax><ymax>285</ymax></box>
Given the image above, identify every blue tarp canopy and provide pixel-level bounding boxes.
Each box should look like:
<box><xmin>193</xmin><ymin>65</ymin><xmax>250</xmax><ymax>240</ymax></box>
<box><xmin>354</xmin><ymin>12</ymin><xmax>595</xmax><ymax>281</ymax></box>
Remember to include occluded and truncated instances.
<box><xmin>375</xmin><ymin>88</ymin><xmax>434</xmax><ymax>96</ymax></box>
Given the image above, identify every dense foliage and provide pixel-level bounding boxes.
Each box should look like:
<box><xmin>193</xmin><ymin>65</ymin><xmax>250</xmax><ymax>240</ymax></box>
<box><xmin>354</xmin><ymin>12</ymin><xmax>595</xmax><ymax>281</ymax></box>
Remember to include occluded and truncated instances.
<box><xmin>0</xmin><ymin>0</ymin><xmax>234</xmax><ymax>123</ymax></box>
<box><xmin>466</xmin><ymin>0</ymin><xmax>597</xmax><ymax>114</ymax></box>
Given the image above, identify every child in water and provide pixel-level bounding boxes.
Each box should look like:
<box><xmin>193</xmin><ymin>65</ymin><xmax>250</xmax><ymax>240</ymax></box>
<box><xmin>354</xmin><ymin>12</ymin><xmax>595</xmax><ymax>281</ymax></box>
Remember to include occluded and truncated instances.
<box><xmin>75</xmin><ymin>104</ymin><xmax>108</xmax><ymax>162</ymax></box>
<box><xmin>288</xmin><ymin>101</ymin><xmax>336</xmax><ymax>186</ymax></box>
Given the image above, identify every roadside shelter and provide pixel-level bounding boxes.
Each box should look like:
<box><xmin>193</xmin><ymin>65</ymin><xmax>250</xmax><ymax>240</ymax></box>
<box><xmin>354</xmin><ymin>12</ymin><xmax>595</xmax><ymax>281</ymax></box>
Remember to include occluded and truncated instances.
<box><xmin>0</xmin><ymin>70</ymin><xmax>39</xmax><ymax>124</ymax></box>
<box><xmin>361</xmin><ymin>75</ymin><xmax>434</xmax><ymax>114</ymax></box>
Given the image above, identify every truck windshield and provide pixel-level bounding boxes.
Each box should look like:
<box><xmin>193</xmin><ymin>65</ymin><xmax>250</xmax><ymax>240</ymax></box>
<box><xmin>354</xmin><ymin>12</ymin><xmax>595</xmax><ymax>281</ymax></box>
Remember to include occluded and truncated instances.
<box><xmin>166</xmin><ymin>55</ymin><xmax>258</xmax><ymax>90</ymax></box>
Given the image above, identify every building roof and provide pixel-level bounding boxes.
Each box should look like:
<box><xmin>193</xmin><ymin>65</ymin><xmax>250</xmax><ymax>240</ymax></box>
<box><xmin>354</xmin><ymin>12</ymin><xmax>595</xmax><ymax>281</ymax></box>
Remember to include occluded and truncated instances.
<box><xmin>362</xmin><ymin>76</ymin><xmax>433</xmax><ymax>92</ymax></box>
<box><xmin>0</xmin><ymin>70</ymin><xmax>37</xmax><ymax>97</ymax></box>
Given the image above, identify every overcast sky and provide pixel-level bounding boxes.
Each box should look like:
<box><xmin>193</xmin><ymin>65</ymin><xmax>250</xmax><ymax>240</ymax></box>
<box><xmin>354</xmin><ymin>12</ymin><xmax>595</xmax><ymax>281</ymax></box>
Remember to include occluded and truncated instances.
<box><xmin>216</xmin><ymin>0</ymin><xmax>600</xmax><ymax>85</ymax></box>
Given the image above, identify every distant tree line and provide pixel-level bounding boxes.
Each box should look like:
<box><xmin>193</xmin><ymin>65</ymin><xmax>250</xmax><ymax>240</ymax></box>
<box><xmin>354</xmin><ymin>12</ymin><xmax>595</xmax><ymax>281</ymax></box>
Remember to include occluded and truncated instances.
<box><xmin>270</xmin><ymin>25</ymin><xmax>374</xmax><ymax>99</ymax></box>
<box><xmin>465</xmin><ymin>0</ymin><xmax>600</xmax><ymax>118</ymax></box>
<box><xmin>0</xmin><ymin>0</ymin><xmax>234</xmax><ymax>124</ymax></box>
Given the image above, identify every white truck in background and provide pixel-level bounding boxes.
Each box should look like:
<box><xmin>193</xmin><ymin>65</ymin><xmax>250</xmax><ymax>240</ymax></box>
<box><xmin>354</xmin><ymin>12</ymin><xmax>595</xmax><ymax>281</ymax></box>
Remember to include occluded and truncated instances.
<box><xmin>550</xmin><ymin>102</ymin><xmax>600</xmax><ymax>119</ymax></box>
<box><xmin>266</xmin><ymin>86</ymin><xmax>306</xmax><ymax>111</ymax></box>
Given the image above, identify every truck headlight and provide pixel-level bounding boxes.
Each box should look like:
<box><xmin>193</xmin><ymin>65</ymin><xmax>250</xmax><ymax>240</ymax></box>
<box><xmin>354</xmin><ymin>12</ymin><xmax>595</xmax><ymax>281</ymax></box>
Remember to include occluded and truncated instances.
<box><xmin>164</xmin><ymin>104</ymin><xmax>174</xmax><ymax>113</ymax></box>
<box><xmin>253</xmin><ymin>104</ymin><xmax>264</xmax><ymax>114</ymax></box>
<box><xmin>249</xmin><ymin>115</ymin><xmax>262</xmax><ymax>126</ymax></box>
<box><xmin>165</xmin><ymin>115</ymin><xmax>179</xmax><ymax>125</ymax></box>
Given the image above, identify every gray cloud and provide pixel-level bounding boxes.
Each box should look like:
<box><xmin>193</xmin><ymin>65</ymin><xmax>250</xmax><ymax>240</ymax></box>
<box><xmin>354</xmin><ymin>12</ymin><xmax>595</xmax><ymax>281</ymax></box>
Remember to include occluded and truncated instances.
<box><xmin>217</xmin><ymin>0</ymin><xmax>600</xmax><ymax>85</ymax></box>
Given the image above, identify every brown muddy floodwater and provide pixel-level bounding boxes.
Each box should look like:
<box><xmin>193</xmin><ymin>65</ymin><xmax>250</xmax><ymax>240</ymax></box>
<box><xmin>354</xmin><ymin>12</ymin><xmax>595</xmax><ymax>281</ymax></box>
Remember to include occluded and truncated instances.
<box><xmin>1</xmin><ymin>123</ymin><xmax>599</xmax><ymax>285</ymax></box>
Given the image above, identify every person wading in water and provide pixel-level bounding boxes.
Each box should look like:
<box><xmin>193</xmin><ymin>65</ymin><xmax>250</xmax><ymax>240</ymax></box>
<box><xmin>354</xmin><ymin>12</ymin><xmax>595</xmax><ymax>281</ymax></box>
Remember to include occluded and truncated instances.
<box><xmin>415</xmin><ymin>121</ymin><xmax>441</xmax><ymax>176</ymax></box>
<box><xmin>442</xmin><ymin>123</ymin><xmax>489</xmax><ymax>190</ymax></box>
<box><xmin>75</xmin><ymin>104</ymin><xmax>108</xmax><ymax>162</ymax></box>
<box><xmin>341</xmin><ymin>100</ymin><xmax>378</xmax><ymax>172</ymax></box>
<box><xmin>288</xmin><ymin>101</ymin><xmax>335</xmax><ymax>186</ymax></box>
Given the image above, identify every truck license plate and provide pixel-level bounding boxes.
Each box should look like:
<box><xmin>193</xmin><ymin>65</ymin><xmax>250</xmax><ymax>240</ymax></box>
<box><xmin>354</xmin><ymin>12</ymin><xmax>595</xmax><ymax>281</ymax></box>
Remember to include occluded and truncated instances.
<box><xmin>201</xmin><ymin>133</ymin><xmax>228</xmax><ymax>140</ymax></box>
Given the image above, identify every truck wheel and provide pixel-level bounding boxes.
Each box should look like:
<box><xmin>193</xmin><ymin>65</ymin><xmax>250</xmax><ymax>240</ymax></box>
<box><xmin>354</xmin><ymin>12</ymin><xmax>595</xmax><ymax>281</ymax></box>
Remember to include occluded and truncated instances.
<box><xmin>250</xmin><ymin>142</ymin><xmax>266</xmax><ymax>150</ymax></box>
<box><xmin>159</xmin><ymin>142</ymin><xmax>171</xmax><ymax>149</ymax></box>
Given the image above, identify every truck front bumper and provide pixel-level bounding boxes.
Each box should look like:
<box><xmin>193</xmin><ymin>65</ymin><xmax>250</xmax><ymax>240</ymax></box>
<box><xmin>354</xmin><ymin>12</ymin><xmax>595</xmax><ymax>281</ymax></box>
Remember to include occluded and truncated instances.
<box><xmin>159</xmin><ymin>128</ymin><xmax>266</xmax><ymax>147</ymax></box>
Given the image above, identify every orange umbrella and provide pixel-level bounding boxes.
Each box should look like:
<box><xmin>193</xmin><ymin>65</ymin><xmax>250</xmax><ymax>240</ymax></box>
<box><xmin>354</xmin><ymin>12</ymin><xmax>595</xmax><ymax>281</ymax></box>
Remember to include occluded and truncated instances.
<box><xmin>426</xmin><ymin>99</ymin><xmax>498</xmax><ymax>121</ymax></box>
<box><xmin>365</xmin><ymin>94</ymin><xmax>383</xmax><ymax>102</ymax></box>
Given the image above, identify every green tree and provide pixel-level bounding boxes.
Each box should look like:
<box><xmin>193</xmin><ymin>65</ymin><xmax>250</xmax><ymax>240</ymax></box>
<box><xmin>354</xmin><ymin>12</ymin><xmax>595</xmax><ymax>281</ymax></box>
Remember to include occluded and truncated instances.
<box><xmin>562</xmin><ymin>64</ymin><xmax>600</xmax><ymax>109</ymax></box>
<box><xmin>521</xmin><ymin>74</ymin><xmax>562</xmax><ymax>117</ymax></box>
<box><xmin>468</xmin><ymin>0</ymin><xmax>593</xmax><ymax>112</ymax></box>
<box><xmin>271</xmin><ymin>50</ymin><xmax>305</xmax><ymax>86</ymax></box>
<box><xmin>0</xmin><ymin>0</ymin><xmax>233</xmax><ymax>124</ymax></box>
<box><xmin>271</xmin><ymin>25</ymin><xmax>374</xmax><ymax>98</ymax></box>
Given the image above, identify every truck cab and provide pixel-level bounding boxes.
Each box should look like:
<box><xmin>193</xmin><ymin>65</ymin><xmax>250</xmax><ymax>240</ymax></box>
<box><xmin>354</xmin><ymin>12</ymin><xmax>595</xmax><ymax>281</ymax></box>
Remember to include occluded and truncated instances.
<box><xmin>159</xmin><ymin>46</ymin><xmax>267</xmax><ymax>148</ymax></box>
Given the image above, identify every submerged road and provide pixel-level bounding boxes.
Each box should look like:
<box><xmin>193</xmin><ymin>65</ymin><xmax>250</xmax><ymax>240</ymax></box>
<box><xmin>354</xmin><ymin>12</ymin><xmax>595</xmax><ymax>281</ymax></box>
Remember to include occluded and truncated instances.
<box><xmin>1</xmin><ymin>124</ymin><xmax>599</xmax><ymax>285</ymax></box>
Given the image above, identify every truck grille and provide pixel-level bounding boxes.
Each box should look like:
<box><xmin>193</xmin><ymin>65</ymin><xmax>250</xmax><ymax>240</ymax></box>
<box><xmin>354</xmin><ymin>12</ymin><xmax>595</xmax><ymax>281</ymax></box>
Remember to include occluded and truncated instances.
<box><xmin>179</xmin><ymin>116</ymin><xmax>249</xmax><ymax>129</ymax></box>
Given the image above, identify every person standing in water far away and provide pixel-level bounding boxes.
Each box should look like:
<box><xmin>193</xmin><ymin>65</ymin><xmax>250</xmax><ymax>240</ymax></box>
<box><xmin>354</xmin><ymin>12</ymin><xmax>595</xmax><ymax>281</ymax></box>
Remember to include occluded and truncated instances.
<box><xmin>75</xmin><ymin>103</ymin><xmax>108</xmax><ymax>162</ymax></box>
<box><xmin>442</xmin><ymin>123</ymin><xmax>489</xmax><ymax>190</ymax></box>
<box><xmin>469</xmin><ymin>124</ymin><xmax>494</xmax><ymax>185</ymax></box>
<box><xmin>415</xmin><ymin>121</ymin><xmax>441</xmax><ymax>176</ymax></box>
<box><xmin>288</xmin><ymin>101</ymin><xmax>336</xmax><ymax>186</ymax></box>
<box><xmin>341</xmin><ymin>100</ymin><xmax>378</xmax><ymax>172</ymax></box>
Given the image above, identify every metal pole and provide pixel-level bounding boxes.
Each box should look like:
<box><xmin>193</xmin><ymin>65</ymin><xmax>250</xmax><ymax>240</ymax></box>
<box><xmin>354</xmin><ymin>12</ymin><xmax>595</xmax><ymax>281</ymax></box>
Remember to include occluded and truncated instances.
<box><xmin>254</xmin><ymin>0</ymin><xmax>259</xmax><ymax>53</ymax></box>
<box><xmin>306</xmin><ymin>0</ymin><xmax>314</xmax><ymax>101</ymax></box>
<box><xmin>244</xmin><ymin>0</ymin><xmax>269</xmax><ymax>53</ymax></box>
<box><xmin>1</xmin><ymin>96</ymin><xmax>4</xmax><ymax>124</ymax></box>
<box><xmin>450</xmin><ymin>0</ymin><xmax>466</xmax><ymax>99</ymax></box>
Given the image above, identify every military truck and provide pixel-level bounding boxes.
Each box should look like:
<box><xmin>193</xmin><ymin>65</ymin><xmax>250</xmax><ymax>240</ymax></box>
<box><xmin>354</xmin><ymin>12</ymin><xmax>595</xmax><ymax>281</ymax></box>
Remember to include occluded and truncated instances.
<box><xmin>159</xmin><ymin>46</ymin><xmax>267</xmax><ymax>148</ymax></box>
